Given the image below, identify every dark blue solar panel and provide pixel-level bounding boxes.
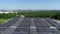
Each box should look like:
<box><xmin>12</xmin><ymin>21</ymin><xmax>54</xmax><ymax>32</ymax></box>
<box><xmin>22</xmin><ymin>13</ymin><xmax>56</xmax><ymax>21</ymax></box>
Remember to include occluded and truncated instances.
<box><xmin>0</xmin><ymin>18</ymin><xmax>58</xmax><ymax>34</ymax></box>
<box><xmin>12</xmin><ymin>32</ymin><xmax>28</xmax><ymax>34</ymax></box>
<box><xmin>45</xmin><ymin>18</ymin><xmax>60</xmax><ymax>29</ymax></box>
<box><xmin>14</xmin><ymin>28</ymin><xmax>29</xmax><ymax>32</ymax></box>
<box><xmin>0</xmin><ymin>28</ymin><xmax>6</xmax><ymax>31</ymax></box>
<box><xmin>38</xmin><ymin>32</ymin><xmax>55</xmax><ymax>34</ymax></box>
<box><xmin>0</xmin><ymin>18</ymin><xmax>19</xmax><ymax>27</ymax></box>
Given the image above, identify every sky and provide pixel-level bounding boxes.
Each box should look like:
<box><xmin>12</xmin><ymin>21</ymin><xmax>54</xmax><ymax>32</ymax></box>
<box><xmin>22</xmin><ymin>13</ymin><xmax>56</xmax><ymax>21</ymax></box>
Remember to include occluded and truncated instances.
<box><xmin>0</xmin><ymin>0</ymin><xmax>60</xmax><ymax>10</ymax></box>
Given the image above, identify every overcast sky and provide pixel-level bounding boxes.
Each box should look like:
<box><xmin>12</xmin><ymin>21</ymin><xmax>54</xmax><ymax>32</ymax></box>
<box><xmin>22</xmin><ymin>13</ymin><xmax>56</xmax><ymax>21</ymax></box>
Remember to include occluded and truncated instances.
<box><xmin>0</xmin><ymin>0</ymin><xmax>60</xmax><ymax>10</ymax></box>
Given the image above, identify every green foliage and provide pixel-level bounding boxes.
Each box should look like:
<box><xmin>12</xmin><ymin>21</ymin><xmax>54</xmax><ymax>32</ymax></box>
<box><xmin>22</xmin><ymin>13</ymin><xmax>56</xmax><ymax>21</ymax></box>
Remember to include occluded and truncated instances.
<box><xmin>0</xmin><ymin>19</ymin><xmax>8</xmax><ymax>24</ymax></box>
<box><xmin>0</xmin><ymin>13</ymin><xmax>16</xmax><ymax>19</ymax></box>
<box><xmin>0</xmin><ymin>10</ymin><xmax>60</xmax><ymax>19</ymax></box>
<box><xmin>18</xmin><ymin>10</ymin><xmax>60</xmax><ymax>19</ymax></box>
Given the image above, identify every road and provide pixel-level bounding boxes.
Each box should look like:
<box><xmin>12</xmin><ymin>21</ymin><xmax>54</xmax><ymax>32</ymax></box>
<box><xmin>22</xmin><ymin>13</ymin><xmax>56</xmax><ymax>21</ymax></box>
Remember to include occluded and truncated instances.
<box><xmin>0</xmin><ymin>18</ymin><xmax>60</xmax><ymax>34</ymax></box>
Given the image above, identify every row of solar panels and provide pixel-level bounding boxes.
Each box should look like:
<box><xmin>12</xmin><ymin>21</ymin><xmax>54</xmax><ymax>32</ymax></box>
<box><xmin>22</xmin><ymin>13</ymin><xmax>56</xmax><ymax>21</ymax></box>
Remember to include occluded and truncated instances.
<box><xmin>0</xmin><ymin>18</ymin><xmax>19</xmax><ymax>27</ymax></box>
<box><xmin>12</xmin><ymin>18</ymin><xmax>31</xmax><ymax>34</ymax></box>
<box><xmin>0</xmin><ymin>18</ymin><xmax>19</xmax><ymax>31</ymax></box>
<box><xmin>45</xmin><ymin>18</ymin><xmax>60</xmax><ymax>29</ymax></box>
<box><xmin>34</xmin><ymin>18</ymin><xmax>55</xmax><ymax>34</ymax></box>
<box><xmin>0</xmin><ymin>18</ymin><xmax>60</xmax><ymax>34</ymax></box>
<box><xmin>12</xmin><ymin>18</ymin><xmax>59</xmax><ymax>34</ymax></box>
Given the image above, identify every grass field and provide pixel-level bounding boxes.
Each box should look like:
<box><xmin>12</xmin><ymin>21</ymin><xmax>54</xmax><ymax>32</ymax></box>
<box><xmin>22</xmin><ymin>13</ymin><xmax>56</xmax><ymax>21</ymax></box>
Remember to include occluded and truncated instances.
<box><xmin>0</xmin><ymin>18</ymin><xmax>12</xmax><ymax>24</ymax></box>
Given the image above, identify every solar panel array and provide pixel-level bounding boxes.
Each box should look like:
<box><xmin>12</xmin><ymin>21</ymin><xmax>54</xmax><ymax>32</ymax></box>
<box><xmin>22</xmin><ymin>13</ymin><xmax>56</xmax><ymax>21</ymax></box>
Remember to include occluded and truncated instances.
<box><xmin>45</xmin><ymin>18</ymin><xmax>60</xmax><ymax>29</ymax></box>
<box><xmin>0</xmin><ymin>18</ymin><xmax>60</xmax><ymax>34</ymax></box>
<box><xmin>34</xmin><ymin>18</ymin><xmax>54</xmax><ymax>34</ymax></box>
<box><xmin>12</xmin><ymin>18</ymin><xmax>30</xmax><ymax>34</ymax></box>
<box><xmin>0</xmin><ymin>18</ymin><xmax>19</xmax><ymax>31</ymax></box>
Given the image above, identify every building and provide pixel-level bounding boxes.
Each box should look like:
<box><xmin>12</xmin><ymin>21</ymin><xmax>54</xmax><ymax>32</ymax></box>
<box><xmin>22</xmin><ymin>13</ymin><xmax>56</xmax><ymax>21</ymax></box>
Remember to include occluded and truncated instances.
<box><xmin>0</xmin><ymin>11</ymin><xmax>14</xmax><ymax>14</ymax></box>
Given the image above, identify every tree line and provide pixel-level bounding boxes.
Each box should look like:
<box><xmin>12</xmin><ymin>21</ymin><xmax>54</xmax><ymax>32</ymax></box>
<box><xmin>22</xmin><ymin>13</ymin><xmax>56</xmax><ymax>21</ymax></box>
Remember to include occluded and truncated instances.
<box><xmin>0</xmin><ymin>10</ymin><xmax>60</xmax><ymax>19</ymax></box>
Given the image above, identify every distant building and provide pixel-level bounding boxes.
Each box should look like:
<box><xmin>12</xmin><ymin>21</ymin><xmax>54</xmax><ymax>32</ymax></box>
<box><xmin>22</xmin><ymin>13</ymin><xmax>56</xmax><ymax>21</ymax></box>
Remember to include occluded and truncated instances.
<box><xmin>20</xmin><ymin>15</ymin><xmax>25</xmax><ymax>18</ymax></box>
<box><xmin>0</xmin><ymin>11</ymin><xmax>14</xmax><ymax>14</ymax></box>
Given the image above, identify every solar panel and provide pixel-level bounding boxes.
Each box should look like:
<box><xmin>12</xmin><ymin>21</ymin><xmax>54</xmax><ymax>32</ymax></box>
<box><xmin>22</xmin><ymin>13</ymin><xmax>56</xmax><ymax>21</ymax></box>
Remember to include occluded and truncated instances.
<box><xmin>0</xmin><ymin>28</ymin><xmax>7</xmax><ymax>31</ymax></box>
<box><xmin>12</xmin><ymin>32</ymin><xmax>28</xmax><ymax>34</ymax></box>
<box><xmin>38</xmin><ymin>32</ymin><xmax>55</xmax><ymax>34</ymax></box>
<box><xmin>14</xmin><ymin>28</ymin><xmax>29</xmax><ymax>32</ymax></box>
<box><xmin>45</xmin><ymin>18</ymin><xmax>60</xmax><ymax>29</ymax></box>
<box><xmin>0</xmin><ymin>18</ymin><xmax>60</xmax><ymax>34</ymax></box>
